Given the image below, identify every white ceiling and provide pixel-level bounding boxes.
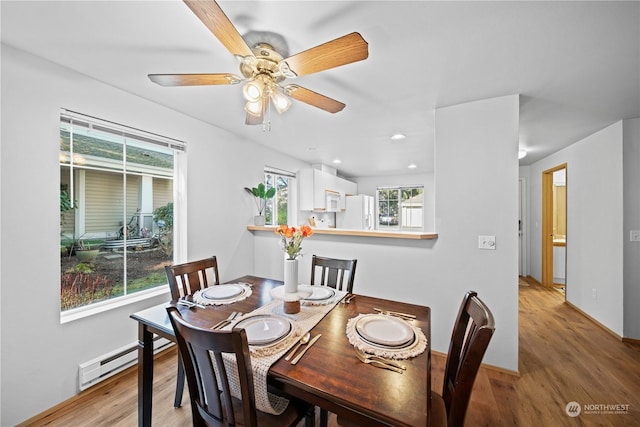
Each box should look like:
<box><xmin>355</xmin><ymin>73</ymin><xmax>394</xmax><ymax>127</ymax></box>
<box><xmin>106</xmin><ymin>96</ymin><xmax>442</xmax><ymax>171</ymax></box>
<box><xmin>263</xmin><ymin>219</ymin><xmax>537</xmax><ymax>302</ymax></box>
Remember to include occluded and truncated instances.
<box><xmin>2</xmin><ymin>1</ymin><xmax>638</xmax><ymax>177</ymax></box>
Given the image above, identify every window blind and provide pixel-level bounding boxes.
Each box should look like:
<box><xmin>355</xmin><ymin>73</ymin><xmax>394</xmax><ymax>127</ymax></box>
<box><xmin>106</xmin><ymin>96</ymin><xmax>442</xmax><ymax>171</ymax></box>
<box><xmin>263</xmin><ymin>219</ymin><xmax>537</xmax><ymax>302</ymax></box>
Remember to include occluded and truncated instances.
<box><xmin>60</xmin><ymin>109</ymin><xmax>186</xmax><ymax>152</ymax></box>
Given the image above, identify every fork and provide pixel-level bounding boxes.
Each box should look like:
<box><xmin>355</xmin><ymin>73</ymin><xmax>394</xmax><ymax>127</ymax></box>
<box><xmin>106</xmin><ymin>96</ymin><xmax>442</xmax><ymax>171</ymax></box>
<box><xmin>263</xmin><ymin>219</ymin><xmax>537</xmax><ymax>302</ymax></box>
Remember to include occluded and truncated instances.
<box><xmin>373</xmin><ymin>307</ymin><xmax>416</xmax><ymax>320</ymax></box>
<box><xmin>354</xmin><ymin>350</ymin><xmax>404</xmax><ymax>373</ymax></box>
<box><xmin>354</xmin><ymin>347</ymin><xmax>406</xmax><ymax>370</ymax></box>
<box><xmin>211</xmin><ymin>311</ymin><xmax>238</xmax><ymax>330</ymax></box>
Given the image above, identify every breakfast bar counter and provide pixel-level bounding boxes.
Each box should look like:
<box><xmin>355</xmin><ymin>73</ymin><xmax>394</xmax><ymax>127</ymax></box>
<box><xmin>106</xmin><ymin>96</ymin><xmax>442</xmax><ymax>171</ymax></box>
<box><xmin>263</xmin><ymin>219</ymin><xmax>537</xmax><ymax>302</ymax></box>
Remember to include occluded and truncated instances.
<box><xmin>247</xmin><ymin>225</ymin><xmax>438</xmax><ymax>240</ymax></box>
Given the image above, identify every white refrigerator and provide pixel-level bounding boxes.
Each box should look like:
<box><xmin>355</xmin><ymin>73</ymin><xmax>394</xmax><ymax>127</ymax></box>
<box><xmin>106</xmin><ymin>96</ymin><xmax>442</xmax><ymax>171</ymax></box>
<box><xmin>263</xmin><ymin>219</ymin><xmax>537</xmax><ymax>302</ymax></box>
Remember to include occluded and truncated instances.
<box><xmin>337</xmin><ymin>195</ymin><xmax>375</xmax><ymax>230</ymax></box>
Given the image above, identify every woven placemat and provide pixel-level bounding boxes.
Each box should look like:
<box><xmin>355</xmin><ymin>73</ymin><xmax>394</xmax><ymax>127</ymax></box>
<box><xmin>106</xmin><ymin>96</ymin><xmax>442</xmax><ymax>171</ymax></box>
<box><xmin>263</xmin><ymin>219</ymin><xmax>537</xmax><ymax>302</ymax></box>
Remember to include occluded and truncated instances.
<box><xmin>346</xmin><ymin>313</ymin><xmax>427</xmax><ymax>360</ymax></box>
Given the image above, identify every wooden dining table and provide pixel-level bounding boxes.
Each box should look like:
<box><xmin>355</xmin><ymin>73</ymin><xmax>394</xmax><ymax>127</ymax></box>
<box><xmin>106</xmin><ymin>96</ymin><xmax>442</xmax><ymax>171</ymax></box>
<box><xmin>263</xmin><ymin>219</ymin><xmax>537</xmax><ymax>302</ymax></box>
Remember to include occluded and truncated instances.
<box><xmin>130</xmin><ymin>275</ymin><xmax>431</xmax><ymax>427</ymax></box>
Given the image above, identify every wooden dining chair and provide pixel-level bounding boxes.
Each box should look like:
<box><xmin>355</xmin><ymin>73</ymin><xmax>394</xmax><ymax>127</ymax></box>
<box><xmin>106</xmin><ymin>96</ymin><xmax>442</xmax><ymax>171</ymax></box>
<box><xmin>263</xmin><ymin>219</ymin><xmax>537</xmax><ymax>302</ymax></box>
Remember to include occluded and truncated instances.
<box><xmin>165</xmin><ymin>256</ymin><xmax>220</xmax><ymax>407</ymax></box>
<box><xmin>310</xmin><ymin>255</ymin><xmax>357</xmax><ymax>427</ymax></box>
<box><xmin>430</xmin><ymin>291</ymin><xmax>496</xmax><ymax>427</ymax></box>
<box><xmin>337</xmin><ymin>291</ymin><xmax>495</xmax><ymax>427</ymax></box>
<box><xmin>166</xmin><ymin>306</ymin><xmax>314</xmax><ymax>427</ymax></box>
<box><xmin>310</xmin><ymin>255</ymin><xmax>357</xmax><ymax>293</ymax></box>
<box><xmin>165</xmin><ymin>255</ymin><xmax>220</xmax><ymax>301</ymax></box>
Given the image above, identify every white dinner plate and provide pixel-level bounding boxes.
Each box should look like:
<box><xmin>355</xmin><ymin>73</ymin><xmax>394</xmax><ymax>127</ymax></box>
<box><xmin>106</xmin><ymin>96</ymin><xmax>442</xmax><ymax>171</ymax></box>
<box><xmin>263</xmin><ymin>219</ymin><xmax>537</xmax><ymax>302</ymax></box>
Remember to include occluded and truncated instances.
<box><xmin>300</xmin><ymin>285</ymin><xmax>336</xmax><ymax>301</ymax></box>
<box><xmin>355</xmin><ymin>314</ymin><xmax>415</xmax><ymax>347</ymax></box>
<box><xmin>201</xmin><ymin>284</ymin><xmax>245</xmax><ymax>301</ymax></box>
<box><xmin>233</xmin><ymin>315</ymin><xmax>292</xmax><ymax>346</ymax></box>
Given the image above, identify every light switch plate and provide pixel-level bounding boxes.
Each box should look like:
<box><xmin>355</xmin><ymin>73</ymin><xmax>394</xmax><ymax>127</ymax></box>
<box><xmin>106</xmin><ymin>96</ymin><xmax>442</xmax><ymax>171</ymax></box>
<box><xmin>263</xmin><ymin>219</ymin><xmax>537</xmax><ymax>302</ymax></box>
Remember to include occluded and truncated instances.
<box><xmin>479</xmin><ymin>235</ymin><xmax>496</xmax><ymax>250</ymax></box>
<box><xmin>630</xmin><ymin>230</ymin><xmax>640</xmax><ymax>242</ymax></box>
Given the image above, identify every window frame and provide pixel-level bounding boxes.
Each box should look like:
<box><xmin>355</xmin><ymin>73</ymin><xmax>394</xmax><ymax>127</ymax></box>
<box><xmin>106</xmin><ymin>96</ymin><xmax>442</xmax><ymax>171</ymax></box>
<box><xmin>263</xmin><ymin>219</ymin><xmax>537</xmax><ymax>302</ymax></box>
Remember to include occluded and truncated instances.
<box><xmin>376</xmin><ymin>185</ymin><xmax>425</xmax><ymax>231</ymax></box>
<box><xmin>59</xmin><ymin>109</ymin><xmax>186</xmax><ymax>321</ymax></box>
<box><xmin>264</xmin><ymin>166</ymin><xmax>295</xmax><ymax>226</ymax></box>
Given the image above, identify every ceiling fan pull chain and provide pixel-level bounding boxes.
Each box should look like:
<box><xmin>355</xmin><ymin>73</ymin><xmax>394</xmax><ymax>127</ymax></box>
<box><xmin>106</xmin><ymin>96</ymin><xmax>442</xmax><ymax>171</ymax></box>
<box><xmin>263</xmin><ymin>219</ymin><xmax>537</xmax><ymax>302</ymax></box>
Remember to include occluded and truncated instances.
<box><xmin>263</xmin><ymin>96</ymin><xmax>272</xmax><ymax>132</ymax></box>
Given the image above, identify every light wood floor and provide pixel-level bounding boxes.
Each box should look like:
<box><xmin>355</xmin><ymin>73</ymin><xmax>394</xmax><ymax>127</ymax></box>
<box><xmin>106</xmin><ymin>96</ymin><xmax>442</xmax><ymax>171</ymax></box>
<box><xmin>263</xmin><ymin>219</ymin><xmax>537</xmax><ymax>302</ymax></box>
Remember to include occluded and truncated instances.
<box><xmin>20</xmin><ymin>281</ymin><xmax>640</xmax><ymax>426</ymax></box>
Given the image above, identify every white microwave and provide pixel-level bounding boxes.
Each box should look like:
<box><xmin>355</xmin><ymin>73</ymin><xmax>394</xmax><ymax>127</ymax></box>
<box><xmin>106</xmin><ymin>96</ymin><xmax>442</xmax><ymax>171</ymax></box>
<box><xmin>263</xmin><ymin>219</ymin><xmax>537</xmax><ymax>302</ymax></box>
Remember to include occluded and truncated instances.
<box><xmin>325</xmin><ymin>190</ymin><xmax>341</xmax><ymax>212</ymax></box>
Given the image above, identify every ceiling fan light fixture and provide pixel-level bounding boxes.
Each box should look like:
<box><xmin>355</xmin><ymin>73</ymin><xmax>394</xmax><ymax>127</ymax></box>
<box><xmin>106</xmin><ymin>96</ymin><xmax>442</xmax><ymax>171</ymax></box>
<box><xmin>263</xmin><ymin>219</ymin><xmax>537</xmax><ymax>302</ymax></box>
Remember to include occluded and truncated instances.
<box><xmin>243</xmin><ymin>79</ymin><xmax>264</xmax><ymax>103</ymax></box>
<box><xmin>270</xmin><ymin>87</ymin><xmax>292</xmax><ymax>114</ymax></box>
<box><xmin>244</xmin><ymin>99</ymin><xmax>264</xmax><ymax>117</ymax></box>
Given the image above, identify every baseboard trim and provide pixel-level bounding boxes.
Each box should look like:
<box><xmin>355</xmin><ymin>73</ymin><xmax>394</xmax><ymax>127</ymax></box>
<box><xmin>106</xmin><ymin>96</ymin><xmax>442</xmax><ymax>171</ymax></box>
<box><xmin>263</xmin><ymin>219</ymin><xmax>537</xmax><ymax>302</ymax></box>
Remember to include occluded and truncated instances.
<box><xmin>622</xmin><ymin>337</ymin><xmax>640</xmax><ymax>345</ymax></box>
<box><xmin>16</xmin><ymin>347</ymin><xmax>177</xmax><ymax>427</ymax></box>
<box><xmin>431</xmin><ymin>350</ymin><xmax>520</xmax><ymax>377</ymax></box>
<box><xmin>564</xmin><ymin>300</ymin><xmax>622</xmax><ymax>341</ymax></box>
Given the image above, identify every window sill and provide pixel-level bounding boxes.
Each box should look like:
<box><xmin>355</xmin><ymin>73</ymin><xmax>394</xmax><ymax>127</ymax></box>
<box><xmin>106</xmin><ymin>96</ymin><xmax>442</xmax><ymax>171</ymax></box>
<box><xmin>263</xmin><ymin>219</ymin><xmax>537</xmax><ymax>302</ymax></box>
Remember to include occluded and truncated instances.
<box><xmin>247</xmin><ymin>225</ymin><xmax>438</xmax><ymax>240</ymax></box>
<box><xmin>60</xmin><ymin>285</ymin><xmax>170</xmax><ymax>324</ymax></box>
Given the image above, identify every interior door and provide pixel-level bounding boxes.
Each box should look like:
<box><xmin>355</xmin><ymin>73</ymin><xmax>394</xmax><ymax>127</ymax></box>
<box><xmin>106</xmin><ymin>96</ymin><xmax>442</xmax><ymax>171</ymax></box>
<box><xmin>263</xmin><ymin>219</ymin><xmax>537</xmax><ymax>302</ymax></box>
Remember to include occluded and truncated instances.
<box><xmin>542</xmin><ymin>164</ymin><xmax>567</xmax><ymax>288</ymax></box>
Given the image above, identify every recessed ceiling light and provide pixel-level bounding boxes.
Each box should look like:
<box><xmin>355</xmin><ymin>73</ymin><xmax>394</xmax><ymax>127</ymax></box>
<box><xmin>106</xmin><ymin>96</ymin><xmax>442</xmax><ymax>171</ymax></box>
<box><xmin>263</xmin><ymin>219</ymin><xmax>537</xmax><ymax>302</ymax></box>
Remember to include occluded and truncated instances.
<box><xmin>332</xmin><ymin>159</ymin><xmax>342</xmax><ymax>164</ymax></box>
<box><xmin>391</xmin><ymin>133</ymin><xmax>406</xmax><ymax>141</ymax></box>
<box><xmin>408</xmin><ymin>163</ymin><xmax>417</xmax><ymax>169</ymax></box>
<box><xmin>518</xmin><ymin>150</ymin><xmax>527</xmax><ymax>159</ymax></box>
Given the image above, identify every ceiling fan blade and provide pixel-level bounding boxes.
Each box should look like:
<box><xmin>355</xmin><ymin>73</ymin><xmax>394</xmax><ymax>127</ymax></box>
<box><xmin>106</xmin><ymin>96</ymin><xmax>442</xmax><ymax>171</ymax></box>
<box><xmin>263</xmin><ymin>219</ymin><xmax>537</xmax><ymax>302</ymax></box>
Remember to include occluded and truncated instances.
<box><xmin>183</xmin><ymin>0</ymin><xmax>254</xmax><ymax>60</ymax></box>
<box><xmin>281</xmin><ymin>32</ymin><xmax>368</xmax><ymax>78</ymax></box>
<box><xmin>285</xmin><ymin>85</ymin><xmax>346</xmax><ymax>113</ymax></box>
<box><xmin>148</xmin><ymin>73</ymin><xmax>242</xmax><ymax>87</ymax></box>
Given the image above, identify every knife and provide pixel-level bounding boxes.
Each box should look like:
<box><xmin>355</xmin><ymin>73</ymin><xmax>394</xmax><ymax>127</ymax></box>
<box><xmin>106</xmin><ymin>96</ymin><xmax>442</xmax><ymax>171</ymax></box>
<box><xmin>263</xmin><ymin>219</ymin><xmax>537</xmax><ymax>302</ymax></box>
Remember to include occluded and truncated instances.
<box><xmin>291</xmin><ymin>334</ymin><xmax>322</xmax><ymax>365</ymax></box>
<box><xmin>373</xmin><ymin>307</ymin><xmax>416</xmax><ymax>319</ymax></box>
<box><xmin>178</xmin><ymin>300</ymin><xmax>206</xmax><ymax>309</ymax></box>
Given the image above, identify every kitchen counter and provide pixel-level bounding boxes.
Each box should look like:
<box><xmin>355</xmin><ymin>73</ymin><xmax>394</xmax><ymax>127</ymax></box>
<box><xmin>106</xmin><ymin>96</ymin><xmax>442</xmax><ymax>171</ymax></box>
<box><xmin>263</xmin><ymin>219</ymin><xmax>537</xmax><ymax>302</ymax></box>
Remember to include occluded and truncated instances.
<box><xmin>246</xmin><ymin>225</ymin><xmax>438</xmax><ymax>240</ymax></box>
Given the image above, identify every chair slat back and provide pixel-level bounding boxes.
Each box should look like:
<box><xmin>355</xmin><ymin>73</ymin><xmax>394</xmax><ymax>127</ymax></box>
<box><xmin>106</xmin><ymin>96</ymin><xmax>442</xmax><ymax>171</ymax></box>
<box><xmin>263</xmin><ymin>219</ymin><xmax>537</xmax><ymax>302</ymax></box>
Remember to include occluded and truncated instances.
<box><xmin>167</xmin><ymin>306</ymin><xmax>258</xmax><ymax>427</ymax></box>
<box><xmin>310</xmin><ymin>255</ymin><xmax>357</xmax><ymax>293</ymax></box>
<box><xmin>165</xmin><ymin>256</ymin><xmax>220</xmax><ymax>300</ymax></box>
<box><xmin>442</xmin><ymin>291</ymin><xmax>495</xmax><ymax>427</ymax></box>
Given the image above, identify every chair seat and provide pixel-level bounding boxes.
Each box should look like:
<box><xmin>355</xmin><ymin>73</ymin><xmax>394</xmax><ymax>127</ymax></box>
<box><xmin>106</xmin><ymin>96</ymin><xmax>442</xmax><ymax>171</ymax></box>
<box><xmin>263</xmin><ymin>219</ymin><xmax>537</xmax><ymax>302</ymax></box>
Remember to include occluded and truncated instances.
<box><xmin>430</xmin><ymin>392</ymin><xmax>448</xmax><ymax>427</ymax></box>
<box><xmin>230</xmin><ymin>396</ymin><xmax>307</xmax><ymax>427</ymax></box>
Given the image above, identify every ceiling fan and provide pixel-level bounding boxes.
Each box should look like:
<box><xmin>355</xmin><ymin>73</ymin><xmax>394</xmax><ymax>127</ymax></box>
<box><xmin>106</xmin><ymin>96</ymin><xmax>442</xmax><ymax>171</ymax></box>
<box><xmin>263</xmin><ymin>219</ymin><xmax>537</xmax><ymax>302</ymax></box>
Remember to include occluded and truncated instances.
<box><xmin>148</xmin><ymin>0</ymin><xmax>369</xmax><ymax>128</ymax></box>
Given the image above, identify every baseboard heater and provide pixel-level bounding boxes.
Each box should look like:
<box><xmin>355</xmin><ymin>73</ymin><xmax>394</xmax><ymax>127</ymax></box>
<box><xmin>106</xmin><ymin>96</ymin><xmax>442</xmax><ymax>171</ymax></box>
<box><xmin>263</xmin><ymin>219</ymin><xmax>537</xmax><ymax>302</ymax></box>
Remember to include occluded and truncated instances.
<box><xmin>79</xmin><ymin>336</ymin><xmax>173</xmax><ymax>390</ymax></box>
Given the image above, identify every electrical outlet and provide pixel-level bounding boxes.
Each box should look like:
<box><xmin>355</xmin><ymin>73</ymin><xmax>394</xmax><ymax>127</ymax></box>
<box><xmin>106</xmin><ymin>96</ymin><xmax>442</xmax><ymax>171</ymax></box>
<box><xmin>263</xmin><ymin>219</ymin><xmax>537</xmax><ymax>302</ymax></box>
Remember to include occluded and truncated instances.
<box><xmin>630</xmin><ymin>230</ymin><xmax>640</xmax><ymax>242</ymax></box>
<box><xmin>479</xmin><ymin>235</ymin><xmax>496</xmax><ymax>250</ymax></box>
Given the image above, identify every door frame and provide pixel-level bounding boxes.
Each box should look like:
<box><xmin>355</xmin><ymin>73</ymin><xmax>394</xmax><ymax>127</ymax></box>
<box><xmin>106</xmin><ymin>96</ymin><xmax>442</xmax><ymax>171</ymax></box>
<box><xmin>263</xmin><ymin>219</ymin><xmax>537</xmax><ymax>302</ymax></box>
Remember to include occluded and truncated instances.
<box><xmin>519</xmin><ymin>177</ymin><xmax>527</xmax><ymax>277</ymax></box>
<box><xmin>542</xmin><ymin>163</ymin><xmax>567</xmax><ymax>287</ymax></box>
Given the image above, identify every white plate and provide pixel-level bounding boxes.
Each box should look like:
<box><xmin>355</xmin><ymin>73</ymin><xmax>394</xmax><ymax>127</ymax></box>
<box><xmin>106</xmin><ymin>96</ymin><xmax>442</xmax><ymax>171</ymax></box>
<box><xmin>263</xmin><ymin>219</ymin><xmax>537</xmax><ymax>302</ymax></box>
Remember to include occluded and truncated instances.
<box><xmin>202</xmin><ymin>284</ymin><xmax>245</xmax><ymax>301</ymax></box>
<box><xmin>301</xmin><ymin>285</ymin><xmax>336</xmax><ymax>301</ymax></box>
<box><xmin>357</xmin><ymin>331</ymin><xmax>417</xmax><ymax>350</ymax></box>
<box><xmin>234</xmin><ymin>315</ymin><xmax>292</xmax><ymax>346</ymax></box>
<box><xmin>355</xmin><ymin>314</ymin><xmax>415</xmax><ymax>347</ymax></box>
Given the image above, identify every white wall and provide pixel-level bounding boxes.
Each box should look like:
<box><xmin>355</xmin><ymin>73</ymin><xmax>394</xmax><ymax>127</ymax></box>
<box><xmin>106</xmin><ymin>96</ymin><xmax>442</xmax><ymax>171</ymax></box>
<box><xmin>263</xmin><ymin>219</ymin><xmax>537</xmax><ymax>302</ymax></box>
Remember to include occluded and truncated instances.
<box><xmin>255</xmin><ymin>94</ymin><xmax>520</xmax><ymax>371</ymax></box>
<box><xmin>527</xmin><ymin>122</ymin><xmax>624</xmax><ymax>335</ymax></box>
<box><xmin>0</xmin><ymin>44</ymin><xmax>308</xmax><ymax>425</ymax></box>
<box><xmin>623</xmin><ymin>118</ymin><xmax>640</xmax><ymax>339</ymax></box>
<box><xmin>354</xmin><ymin>172</ymin><xmax>435</xmax><ymax>231</ymax></box>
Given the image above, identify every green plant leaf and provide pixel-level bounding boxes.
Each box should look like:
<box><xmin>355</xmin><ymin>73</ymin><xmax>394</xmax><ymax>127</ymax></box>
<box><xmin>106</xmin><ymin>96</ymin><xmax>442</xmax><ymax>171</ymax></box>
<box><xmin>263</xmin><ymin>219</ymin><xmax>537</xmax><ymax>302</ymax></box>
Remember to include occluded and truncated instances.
<box><xmin>265</xmin><ymin>187</ymin><xmax>276</xmax><ymax>198</ymax></box>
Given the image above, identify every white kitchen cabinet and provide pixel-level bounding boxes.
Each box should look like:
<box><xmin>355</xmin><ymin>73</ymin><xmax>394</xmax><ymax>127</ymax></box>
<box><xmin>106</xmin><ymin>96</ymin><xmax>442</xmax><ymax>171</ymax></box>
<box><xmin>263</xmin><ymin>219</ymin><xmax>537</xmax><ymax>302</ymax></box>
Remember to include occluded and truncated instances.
<box><xmin>297</xmin><ymin>168</ymin><xmax>357</xmax><ymax>212</ymax></box>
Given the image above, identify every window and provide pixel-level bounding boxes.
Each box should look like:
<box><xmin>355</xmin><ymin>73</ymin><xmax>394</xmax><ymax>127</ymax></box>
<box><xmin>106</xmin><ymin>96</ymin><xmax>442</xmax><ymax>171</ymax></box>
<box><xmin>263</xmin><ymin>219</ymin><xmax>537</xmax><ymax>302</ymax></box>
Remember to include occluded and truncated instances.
<box><xmin>264</xmin><ymin>167</ymin><xmax>294</xmax><ymax>225</ymax></box>
<box><xmin>59</xmin><ymin>110</ymin><xmax>185</xmax><ymax>312</ymax></box>
<box><xmin>376</xmin><ymin>186</ymin><xmax>424</xmax><ymax>230</ymax></box>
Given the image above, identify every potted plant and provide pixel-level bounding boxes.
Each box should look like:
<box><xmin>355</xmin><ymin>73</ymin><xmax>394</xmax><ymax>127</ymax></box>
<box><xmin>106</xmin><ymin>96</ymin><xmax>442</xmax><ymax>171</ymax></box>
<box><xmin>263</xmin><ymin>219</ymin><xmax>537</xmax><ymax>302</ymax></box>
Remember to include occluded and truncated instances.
<box><xmin>74</xmin><ymin>239</ymin><xmax>100</xmax><ymax>264</ymax></box>
<box><xmin>152</xmin><ymin>202</ymin><xmax>173</xmax><ymax>257</ymax></box>
<box><xmin>244</xmin><ymin>183</ymin><xmax>276</xmax><ymax>226</ymax></box>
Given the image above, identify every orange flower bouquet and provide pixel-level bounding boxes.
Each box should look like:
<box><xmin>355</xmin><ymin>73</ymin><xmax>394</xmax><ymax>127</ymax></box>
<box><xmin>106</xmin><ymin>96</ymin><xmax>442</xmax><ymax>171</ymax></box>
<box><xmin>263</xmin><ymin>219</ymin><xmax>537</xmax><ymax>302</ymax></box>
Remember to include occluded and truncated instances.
<box><xmin>275</xmin><ymin>225</ymin><xmax>314</xmax><ymax>260</ymax></box>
